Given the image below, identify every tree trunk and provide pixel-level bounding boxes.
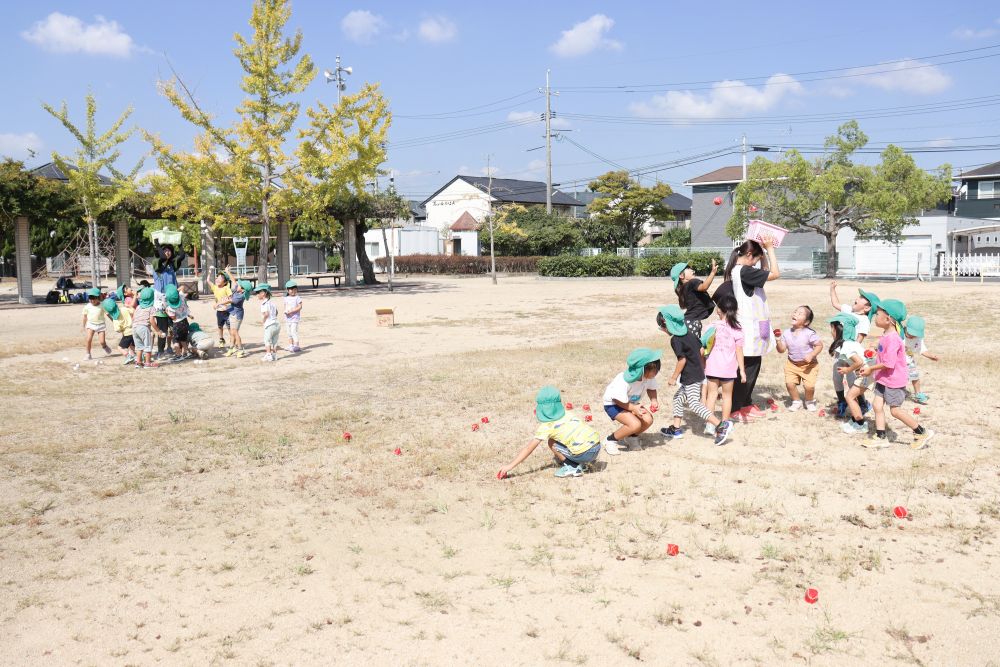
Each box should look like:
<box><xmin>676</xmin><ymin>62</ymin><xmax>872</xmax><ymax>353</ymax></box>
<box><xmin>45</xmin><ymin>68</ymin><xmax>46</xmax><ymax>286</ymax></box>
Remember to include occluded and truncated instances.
<box><xmin>257</xmin><ymin>164</ymin><xmax>271</xmax><ymax>284</ymax></box>
<box><xmin>824</xmin><ymin>227</ymin><xmax>839</xmax><ymax>278</ymax></box>
<box><xmin>380</xmin><ymin>225</ymin><xmax>393</xmax><ymax>292</ymax></box>
<box><xmin>354</xmin><ymin>220</ymin><xmax>377</xmax><ymax>285</ymax></box>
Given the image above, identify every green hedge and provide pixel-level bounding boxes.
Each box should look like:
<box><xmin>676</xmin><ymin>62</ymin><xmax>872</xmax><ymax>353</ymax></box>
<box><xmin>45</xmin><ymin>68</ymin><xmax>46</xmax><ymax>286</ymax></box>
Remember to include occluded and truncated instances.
<box><xmin>374</xmin><ymin>254</ymin><xmax>541</xmax><ymax>274</ymax></box>
<box><xmin>538</xmin><ymin>250</ymin><xmax>724</xmax><ymax>277</ymax></box>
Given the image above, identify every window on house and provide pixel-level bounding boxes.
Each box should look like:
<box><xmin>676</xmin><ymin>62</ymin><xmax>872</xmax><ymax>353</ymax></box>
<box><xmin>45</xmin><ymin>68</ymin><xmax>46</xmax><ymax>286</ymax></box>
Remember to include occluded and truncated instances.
<box><xmin>979</xmin><ymin>180</ymin><xmax>998</xmax><ymax>199</ymax></box>
<box><xmin>367</xmin><ymin>242</ymin><xmax>380</xmax><ymax>258</ymax></box>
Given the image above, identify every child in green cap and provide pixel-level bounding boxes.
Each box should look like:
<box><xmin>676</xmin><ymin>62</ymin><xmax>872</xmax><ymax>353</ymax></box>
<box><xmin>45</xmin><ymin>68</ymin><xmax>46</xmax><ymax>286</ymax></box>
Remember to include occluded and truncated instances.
<box><xmin>225</xmin><ymin>279</ymin><xmax>251</xmax><ymax>358</ymax></box>
<box><xmin>829</xmin><ymin>313</ymin><xmax>870</xmax><ymax>435</ymax></box>
<box><xmin>657</xmin><ymin>305</ymin><xmax>730</xmax><ymax>445</ymax></box>
<box><xmin>497</xmin><ymin>386</ymin><xmax>602</xmax><ymax>479</ymax></box>
<box><xmin>255</xmin><ymin>284</ymin><xmax>279</xmax><ymax>362</ymax></box>
<box><xmin>858</xmin><ymin>299</ymin><xmax>933</xmax><ymax>449</ymax></box>
<box><xmin>601</xmin><ymin>347</ymin><xmax>661</xmax><ymax>455</ymax></box>
<box><xmin>131</xmin><ymin>288</ymin><xmax>158</xmax><ymax>369</ymax></box>
<box><xmin>103</xmin><ymin>298</ymin><xmax>136</xmax><ymax>365</ymax></box>
<box><xmin>903</xmin><ymin>315</ymin><xmax>939</xmax><ymax>404</ymax></box>
<box><xmin>164</xmin><ymin>285</ymin><xmax>192</xmax><ymax>361</ymax></box>
<box><xmin>80</xmin><ymin>287</ymin><xmax>111</xmax><ymax>361</ymax></box>
<box><xmin>671</xmin><ymin>258</ymin><xmax>718</xmax><ymax>339</ymax></box>
<box><xmin>283</xmin><ymin>280</ymin><xmax>303</xmax><ymax>352</ymax></box>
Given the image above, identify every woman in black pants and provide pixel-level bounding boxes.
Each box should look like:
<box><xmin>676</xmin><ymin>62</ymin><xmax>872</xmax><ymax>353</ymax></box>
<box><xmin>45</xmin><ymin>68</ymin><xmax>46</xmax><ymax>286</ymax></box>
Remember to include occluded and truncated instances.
<box><xmin>712</xmin><ymin>238</ymin><xmax>780</xmax><ymax>422</ymax></box>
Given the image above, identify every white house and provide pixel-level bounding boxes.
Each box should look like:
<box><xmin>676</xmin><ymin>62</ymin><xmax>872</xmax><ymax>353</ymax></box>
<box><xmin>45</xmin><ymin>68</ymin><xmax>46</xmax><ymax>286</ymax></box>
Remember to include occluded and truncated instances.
<box><xmin>420</xmin><ymin>175</ymin><xmax>582</xmax><ymax>255</ymax></box>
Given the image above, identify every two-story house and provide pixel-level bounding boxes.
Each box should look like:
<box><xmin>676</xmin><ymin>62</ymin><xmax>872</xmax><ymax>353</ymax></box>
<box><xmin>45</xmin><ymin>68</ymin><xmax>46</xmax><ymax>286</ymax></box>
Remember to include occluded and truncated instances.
<box><xmin>954</xmin><ymin>160</ymin><xmax>1000</xmax><ymax>220</ymax></box>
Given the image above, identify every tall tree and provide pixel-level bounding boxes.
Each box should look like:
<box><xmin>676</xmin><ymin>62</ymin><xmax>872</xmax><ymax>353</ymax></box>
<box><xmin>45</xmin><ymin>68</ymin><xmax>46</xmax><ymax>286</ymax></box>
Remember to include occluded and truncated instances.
<box><xmin>0</xmin><ymin>159</ymin><xmax>82</xmax><ymax>271</ymax></box>
<box><xmin>149</xmin><ymin>0</ymin><xmax>315</xmax><ymax>280</ymax></box>
<box><xmin>587</xmin><ymin>171</ymin><xmax>673</xmax><ymax>256</ymax></box>
<box><xmin>293</xmin><ymin>83</ymin><xmax>393</xmax><ymax>285</ymax></box>
<box><xmin>730</xmin><ymin>121</ymin><xmax>952</xmax><ymax>277</ymax></box>
<box><xmin>42</xmin><ymin>93</ymin><xmax>143</xmax><ymax>286</ymax></box>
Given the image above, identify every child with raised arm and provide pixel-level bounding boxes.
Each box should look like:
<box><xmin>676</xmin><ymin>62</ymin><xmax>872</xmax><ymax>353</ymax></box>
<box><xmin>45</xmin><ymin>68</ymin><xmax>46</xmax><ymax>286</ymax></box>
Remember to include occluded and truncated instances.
<box><xmin>775</xmin><ymin>305</ymin><xmax>824</xmax><ymax>411</ymax></box>
<box><xmin>902</xmin><ymin>316</ymin><xmax>939</xmax><ymax>404</ymax></box>
<box><xmin>601</xmin><ymin>348</ymin><xmax>661</xmax><ymax>456</ymax></box>
<box><xmin>858</xmin><ymin>299</ymin><xmax>934</xmax><ymax>450</ymax></box>
<box><xmin>80</xmin><ymin>288</ymin><xmax>112</xmax><ymax>361</ymax></box>
<box><xmin>497</xmin><ymin>386</ymin><xmax>602</xmax><ymax>479</ymax></box>
<box><xmin>657</xmin><ymin>306</ymin><xmax>729</xmax><ymax>446</ymax></box>
<box><xmin>702</xmin><ymin>296</ymin><xmax>743</xmax><ymax>443</ymax></box>
<box><xmin>225</xmin><ymin>278</ymin><xmax>251</xmax><ymax>358</ymax></box>
<box><xmin>670</xmin><ymin>259</ymin><xmax>718</xmax><ymax>339</ymax></box>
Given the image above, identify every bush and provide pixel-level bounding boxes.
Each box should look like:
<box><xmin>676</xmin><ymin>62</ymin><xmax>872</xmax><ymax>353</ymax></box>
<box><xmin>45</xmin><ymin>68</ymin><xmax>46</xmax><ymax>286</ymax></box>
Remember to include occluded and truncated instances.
<box><xmin>374</xmin><ymin>254</ymin><xmax>541</xmax><ymax>274</ymax></box>
<box><xmin>326</xmin><ymin>254</ymin><xmax>341</xmax><ymax>272</ymax></box>
<box><xmin>649</xmin><ymin>227</ymin><xmax>691</xmax><ymax>247</ymax></box>
<box><xmin>637</xmin><ymin>250</ymin><xmax>724</xmax><ymax>277</ymax></box>
<box><xmin>537</xmin><ymin>254</ymin><xmax>636</xmax><ymax>277</ymax></box>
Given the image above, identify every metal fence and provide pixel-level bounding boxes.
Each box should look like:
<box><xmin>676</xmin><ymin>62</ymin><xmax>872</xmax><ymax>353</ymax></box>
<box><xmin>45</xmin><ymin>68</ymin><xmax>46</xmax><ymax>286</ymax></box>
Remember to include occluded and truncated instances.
<box><xmin>944</xmin><ymin>253</ymin><xmax>1000</xmax><ymax>277</ymax></box>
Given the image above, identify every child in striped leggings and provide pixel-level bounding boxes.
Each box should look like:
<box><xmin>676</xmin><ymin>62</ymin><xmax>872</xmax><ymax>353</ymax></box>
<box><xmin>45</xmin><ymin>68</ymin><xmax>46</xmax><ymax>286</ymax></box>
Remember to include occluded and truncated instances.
<box><xmin>656</xmin><ymin>305</ymin><xmax>730</xmax><ymax>446</ymax></box>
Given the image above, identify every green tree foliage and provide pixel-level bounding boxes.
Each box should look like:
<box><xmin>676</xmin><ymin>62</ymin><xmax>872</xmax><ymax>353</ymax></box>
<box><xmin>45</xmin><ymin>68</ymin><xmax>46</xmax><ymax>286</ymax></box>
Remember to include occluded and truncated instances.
<box><xmin>730</xmin><ymin>121</ymin><xmax>952</xmax><ymax>277</ymax></box>
<box><xmin>148</xmin><ymin>0</ymin><xmax>315</xmax><ymax>279</ymax></box>
<box><xmin>491</xmin><ymin>205</ymin><xmax>584</xmax><ymax>256</ymax></box>
<box><xmin>649</xmin><ymin>226</ymin><xmax>691</xmax><ymax>247</ymax></box>
<box><xmin>586</xmin><ymin>171</ymin><xmax>673</xmax><ymax>254</ymax></box>
<box><xmin>41</xmin><ymin>93</ymin><xmax>143</xmax><ymax>286</ymax></box>
<box><xmin>0</xmin><ymin>159</ymin><xmax>81</xmax><ymax>267</ymax></box>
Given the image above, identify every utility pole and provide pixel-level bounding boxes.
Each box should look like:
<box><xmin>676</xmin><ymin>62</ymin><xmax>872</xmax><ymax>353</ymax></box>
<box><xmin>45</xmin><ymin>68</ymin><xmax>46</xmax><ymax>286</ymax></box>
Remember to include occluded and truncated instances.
<box><xmin>487</xmin><ymin>155</ymin><xmax>497</xmax><ymax>285</ymax></box>
<box><xmin>324</xmin><ymin>56</ymin><xmax>353</xmax><ymax>104</ymax></box>
<box><xmin>741</xmin><ymin>133</ymin><xmax>747</xmax><ymax>182</ymax></box>
<box><xmin>545</xmin><ymin>69</ymin><xmax>553</xmax><ymax>214</ymax></box>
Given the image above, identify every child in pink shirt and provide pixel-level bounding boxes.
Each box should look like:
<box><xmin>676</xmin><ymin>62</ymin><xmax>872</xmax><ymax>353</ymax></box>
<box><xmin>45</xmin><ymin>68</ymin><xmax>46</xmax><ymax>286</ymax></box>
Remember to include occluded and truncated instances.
<box><xmin>703</xmin><ymin>295</ymin><xmax>745</xmax><ymax>442</ymax></box>
<box><xmin>858</xmin><ymin>299</ymin><xmax>933</xmax><ymax>450</ymax></box>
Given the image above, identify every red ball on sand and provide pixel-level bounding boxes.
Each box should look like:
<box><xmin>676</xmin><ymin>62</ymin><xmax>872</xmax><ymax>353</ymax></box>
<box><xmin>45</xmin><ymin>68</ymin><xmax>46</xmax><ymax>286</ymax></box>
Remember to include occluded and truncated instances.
<box><xmin>481</xmin><ymin>416</ymin><xmax>490</xmax><ymax>424</ymax></box>
<box><xmin>913</xmin><ymin>407</ymin><xmax>921</xmax><ymax>415</ymax></box>
<box><xmin>342</xmin><ymin>432</ymin><xmax>352</xmax><ymax>441</ymax></box>
<box><xmin>818</xmin><ymin>409</ymin><xmax>826</xmax><ymax>417</ymax></box>
<box><xmin>472</xmin><ymin>423</ymin><xmax>480</xmax><ymax>431</ymax></box>
<box><xmin>566</xmin><ymin>402</ymin><xmax>573</xmax><ymax>409</ymax></box>
<box><xmin>583</xmin><ymin>404</ymin><xmax>591</xmax><ymax>412</ymax></box>
<box><xmin>393</xmin><ymin>447</ymin><xmax>402</xmax><ymax>456</ymax></box>
<box><xmin>496</xmin><ymin>470</ymin><xmax>507</xmax><ymax>480</ymax></box>
<box><xmin>713</xmin><ymin>196</ymin><xmax>723</xmax><ymax>206</ymax></box>
<box><xmin>666</xmin><ymin>543</ymin><xmax>679</xmax><ymax>556</ymax></box>
<box><xmin>893</xmin><ymin>506</ymin><xmax>908</xmax><ymax>519</ymax></box>
<box><xmin>585</xmin><ymin>415</ymin><xmax>593</xmax><ymax>422</ymax></box>
<box><xmin>804</xmin><ymin>588</ymin><xmax>819</xmax><ymax>604</ymax></box>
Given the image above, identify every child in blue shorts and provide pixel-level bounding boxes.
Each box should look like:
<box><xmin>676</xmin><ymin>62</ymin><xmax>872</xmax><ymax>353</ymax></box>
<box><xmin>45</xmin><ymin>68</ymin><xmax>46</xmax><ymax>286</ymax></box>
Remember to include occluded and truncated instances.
<box><xmin>602</xmin><ymin>347</ymin><xmax>661</xmax><ymax>456</ymax></box>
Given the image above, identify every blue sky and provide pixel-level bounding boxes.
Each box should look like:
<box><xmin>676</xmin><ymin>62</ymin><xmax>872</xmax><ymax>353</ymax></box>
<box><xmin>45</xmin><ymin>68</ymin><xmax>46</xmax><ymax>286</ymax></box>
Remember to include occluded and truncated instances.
<box><xmin>3</xmin><ymin>1</ymin><xmax>1000</xmax><ymax>202</ymax></box>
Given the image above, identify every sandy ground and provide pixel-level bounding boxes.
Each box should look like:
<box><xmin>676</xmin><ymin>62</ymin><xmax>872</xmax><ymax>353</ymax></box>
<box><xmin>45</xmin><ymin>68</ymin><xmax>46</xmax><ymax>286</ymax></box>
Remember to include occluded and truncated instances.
<box><xmin>1</xmin><ymin>274</ymin><xmax>999</xmax><ymax>666</ymax></box>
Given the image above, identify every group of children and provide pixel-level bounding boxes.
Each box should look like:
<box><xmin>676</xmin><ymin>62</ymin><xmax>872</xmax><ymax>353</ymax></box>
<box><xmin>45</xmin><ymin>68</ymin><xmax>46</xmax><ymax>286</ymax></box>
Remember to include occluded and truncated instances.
<box><xmin>498</xmin><ymin>265</ymin><xmax>939</xmax><ymax>480</ymax></box>
<box><xmin>80</xmin><ymin>272</ymin><xmax>305</xmax><ymax>367</ymax></box>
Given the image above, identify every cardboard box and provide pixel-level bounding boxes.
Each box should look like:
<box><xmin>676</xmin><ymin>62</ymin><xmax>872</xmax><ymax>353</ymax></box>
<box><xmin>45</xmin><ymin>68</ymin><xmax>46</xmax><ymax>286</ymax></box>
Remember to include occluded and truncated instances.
<box><xmin>376</xmin><ymin>308</ymin><xmax>394</xmax><ymax>327</ymax></box>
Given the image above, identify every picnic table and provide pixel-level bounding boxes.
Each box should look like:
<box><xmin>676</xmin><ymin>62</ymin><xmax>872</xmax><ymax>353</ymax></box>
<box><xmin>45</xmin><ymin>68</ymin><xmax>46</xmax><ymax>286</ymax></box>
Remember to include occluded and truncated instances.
<box><xmin>302</xmin><ymin>273</ymin><xmax>343</xmax><ymax>288</ymax></box>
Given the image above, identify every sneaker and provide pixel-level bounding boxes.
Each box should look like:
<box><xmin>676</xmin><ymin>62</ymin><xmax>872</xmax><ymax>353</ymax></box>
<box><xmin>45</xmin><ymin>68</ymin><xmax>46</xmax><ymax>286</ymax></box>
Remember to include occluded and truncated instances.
<box><xmin>291</xmin><ymin>345</ymin><xmax>301</xmax><ymax>353</ymax></box>
<box><xmin>102</xmin><ymin>344</ymin><xmax>112</xmax><ymax>355</ymax></box>
<box><xmin>554</xmin><ymin>462</ymin><xmax>583</xmax><ymax>478</ymax></box>
<box><xmin>714</xmin><ymin>420</ymin><xmax>733</xmax><ymax>446</ymax></box>
<box><xmin>225</xmin><ymin>347</ymin><xmax>237</xmax><ymax>357</ymax></box>
<box><xmin>216</xmin><ymin>339</ymin><xmax>226</xmax><ymax>348</ymax></box>
<box><xmin>626</xmin><ymin>436</ymin><xmax>642</xmax><ymax>452</ymax></box>
<box><xmin>82</xmin><ymin>353</ymin><xmax>92</xmax><ymax>361</ymax></box>
<box><xmin>236</xmin><ymin>349</ymin><xmax>247</xmax><ymax>358</ymax></box>
<box><xmin>787</xmin><ymin>401</ymin><xmax>803</xmax><ymax>412</ymax></box>
<box><xmin>122</xmin><ymin>354</ymin><xmax>135</xmax><ymax>365</ymax></box>
<box><xmin>604</xmin><ymin>435</ymin><xmax>621</xmax><ymax>457</ymax></box>
<box><xmin>703</xmin><ymin>422</ymin><xmax>717</xmax><ymax>436</ymax></box>
<box><xmin>145</xmin><ymin>361</ymin><xmax>160</xmax><ymax>369</ymax></box>
<box><xmin>911</xmin><ymin>429</ymin><xmax>934</xmax><ymax>450</ymax></box>
<box><xmin>861</xmin><ymin>434</ymin><xmax>890</xmax><ymax>449</ymax></box>
<box><xmin>660</xmin><ymin>425</ymin><xmax>684</xmax><ymax>439</ymax></box>
<box><xmin>913</xmin><ymin>392</ymin><xmax>929</xmax><ymax>405</ymax></box>
<box><xmin>805</xmin><ymin>401</ymin><xmax>818</xmax><ymax>412</ymax></box>
<box><xmin>134</xmin><ymin>362</ymin><xmax>144</xmax><ymax>369</ymax></box>
<box><xmin>840</xmin><ymin>420</ymin><xmax>867</xmax><ymax>435</ymax></box>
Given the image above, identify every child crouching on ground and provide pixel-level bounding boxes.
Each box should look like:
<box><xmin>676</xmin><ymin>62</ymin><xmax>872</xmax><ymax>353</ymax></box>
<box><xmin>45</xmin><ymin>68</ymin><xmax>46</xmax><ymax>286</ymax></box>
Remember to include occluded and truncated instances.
<box><xmin>858</xmin><ymin>299</ymin><xmax>934</xmax><ymax>450</ymax></box>
<box><xmin>657</xmin><ymin>305</ymin><xmax>729</xmax><ymax>446</ymax></box>
<box><xmin>188</xmin><ymin>322</ymin><xmax>214</xmax><ymax>359</ymax></box>
<box><xmin>903</xmin><ymin>315</ymin><xmax>939</xmax><ymax>404</ymax></box>
<box><xmin>102</xmin><ymin>297</ymin><xmax>135</xmax><ymax>365</ymax></box>
<box><xmin>497</xmin><ymin>386</ymin><xmax>602</xmax><ymax>479</ymax></box>
<box><xmin>776</xmin><ymin>305</ymin><xmax>823</xmax><ymax>411</ymax></box>
<box><xmin>602</xmin><ymin>348</ymin><xmax>661</xmax><ymax>455</ymax></box>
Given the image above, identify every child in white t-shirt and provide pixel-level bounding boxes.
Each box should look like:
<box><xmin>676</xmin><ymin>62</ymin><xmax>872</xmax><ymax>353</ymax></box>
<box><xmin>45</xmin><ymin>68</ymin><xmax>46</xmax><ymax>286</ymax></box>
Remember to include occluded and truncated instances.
<box><xmin>903</xmin><ymin>316</ymin><xmax>939</xmax><ymax>404</ymax></box>
<box><xmin>254</xmin><ymin>284</ymin><xmax>280</xmax><ymax>362</ymax></box>
<box><xmin>283</xmin><ymin>280</ymin><xmax>303</xmax><ymax>352</ymax></box>
<box><xmin>829</xmin><ymin>314</ymin><xmax>871</xmax><ymax>435</ymax></box>
<box><xmin>601</xmin><ymin>347</ymin><xmax>661</xmax><ymax>456</ymax></box>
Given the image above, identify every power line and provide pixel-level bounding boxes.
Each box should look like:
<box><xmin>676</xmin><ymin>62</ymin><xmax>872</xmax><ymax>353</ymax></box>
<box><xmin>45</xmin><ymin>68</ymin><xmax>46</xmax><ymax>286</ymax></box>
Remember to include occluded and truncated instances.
<box><xmin>394</xmin><ymin>90</ymin><xmax>540</xmax><ymax>119</ymax></box>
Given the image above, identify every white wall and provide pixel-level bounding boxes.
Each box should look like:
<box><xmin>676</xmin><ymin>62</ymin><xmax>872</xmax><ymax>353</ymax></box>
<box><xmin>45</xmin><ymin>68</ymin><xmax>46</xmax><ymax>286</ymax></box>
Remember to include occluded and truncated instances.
<box><xmin>836</xmin><ymin>216</ymin><xmax>949</xmax><ymax>276</ymax></box>
<box><xmin>363</xmin><ymin>226</ymin><xmax>442</xmax><ymax>260</ymax></box>
<box><xmin>424</xmin><ymin>179</ymin><xmax>493</xmax><ymax>232</ymax></box>
<box><xmin>452</xmin><ymin>231</ymin><xmax>480</xmax><ymax>256</ymax></box>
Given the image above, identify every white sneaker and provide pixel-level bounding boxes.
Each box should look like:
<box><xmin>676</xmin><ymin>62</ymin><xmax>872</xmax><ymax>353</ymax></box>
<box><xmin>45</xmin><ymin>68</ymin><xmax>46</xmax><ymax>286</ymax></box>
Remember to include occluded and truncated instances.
<box><xmin>841</xmin><ymin>420</ymin><xmax>867</xmax><ymax>435</ymax></box>
<box><xmin>787</xmin><ymin>401</ymin><xmax>803</xmax><ymax>412</ymax></box>
<box><xmin>604</xmin><ymin>435</ymin><xmax>621</xmax><ymax>457</ymax></box>
<box><xmin>805</xmin><ymin>401</ymin><xmax>818</xmax><ymax>412</ymax></box>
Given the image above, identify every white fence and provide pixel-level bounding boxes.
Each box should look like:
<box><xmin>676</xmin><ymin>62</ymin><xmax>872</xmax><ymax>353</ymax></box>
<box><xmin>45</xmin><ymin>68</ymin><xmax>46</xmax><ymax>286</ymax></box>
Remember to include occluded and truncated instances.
<box><xmin>944</xmin><ymin>253</ymin><xmax>1000</xmax><ymax>277</ymax></box>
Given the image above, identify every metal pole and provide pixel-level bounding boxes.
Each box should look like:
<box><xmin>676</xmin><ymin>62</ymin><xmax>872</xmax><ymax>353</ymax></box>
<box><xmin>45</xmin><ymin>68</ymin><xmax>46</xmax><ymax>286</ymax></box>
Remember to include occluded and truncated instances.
<box><xmin>488</xmin><ymin>155</ymin><xmax>496</xmax><ymax>285</ymax></box>
<box><xmin>741</xmin><ymin>134</ymin><xmax>747</xmax><ymax>182</ymax></box>
<box><xmin>336</xmin><ymin>55</ymin><xmax>342</xmax><ymax>104</ymax></box>
<box><xmin>545</xmin><ymin>69</ymin><xmax>552</xmax><ymax>215</ymax></box>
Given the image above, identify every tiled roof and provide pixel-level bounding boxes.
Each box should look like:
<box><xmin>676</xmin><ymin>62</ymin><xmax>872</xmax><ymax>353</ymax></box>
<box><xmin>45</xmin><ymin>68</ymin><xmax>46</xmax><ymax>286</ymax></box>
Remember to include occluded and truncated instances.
<box><xmin>450</xmin><ymin>211</ymin><xmax>479</xmax><ymax>231</ymax></box>
<box><xmin>959</xmin><ymin>160</ymin><xmax>1000</xmax><ymax>179</ymax></box>
<box><xmin>683</xmin><ymin>165</ymin><xmax>744</xmax><ymax>186</ymax></box>
<box><xmin>30</xmin><ymin>162</ymin><xmax>114</xmax><ymax>185</ymax></box>
<box><xmin>422</xmin><ymin>175</ymin><xmax>582</xmax><ymax>207</ymax></box>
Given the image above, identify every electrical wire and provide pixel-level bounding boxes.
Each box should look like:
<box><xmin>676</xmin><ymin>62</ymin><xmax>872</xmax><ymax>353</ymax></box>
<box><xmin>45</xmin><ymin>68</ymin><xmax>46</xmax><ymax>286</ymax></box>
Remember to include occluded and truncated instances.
<box><xmin>394</xmin><ymin>90</ymin><xmax>540</xmax><ymax>119</ymax></box>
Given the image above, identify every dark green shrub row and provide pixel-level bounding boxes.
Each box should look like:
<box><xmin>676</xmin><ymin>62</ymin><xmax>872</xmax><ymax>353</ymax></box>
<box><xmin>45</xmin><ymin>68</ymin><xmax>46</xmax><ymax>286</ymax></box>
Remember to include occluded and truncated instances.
<box><xmin>537</xmin><ymin>251</ymin><xmax>724</xmax><ymax>277</ymax></box>
<box><xmin>374</xmin><ymin>254</ymin><xmax>541</xmax><ymax>274</ymax></box>
<box><xmin>636</xmin><ymin>251</ymin><xmax>724</xmax><ymax>277</ymax></box>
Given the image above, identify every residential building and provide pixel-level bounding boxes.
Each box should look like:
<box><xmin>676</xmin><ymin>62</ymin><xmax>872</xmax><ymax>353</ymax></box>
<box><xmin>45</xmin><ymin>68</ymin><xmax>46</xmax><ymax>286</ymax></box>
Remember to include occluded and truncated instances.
<box><xmin>954</xmin><ymin>160</ymin><xmax>1000</xmax><ymax>220</ymax></box>
<box><xmin>570</xmin><ymin>190</ymin><xmax>691</xmax><ymax>243</ymax></box>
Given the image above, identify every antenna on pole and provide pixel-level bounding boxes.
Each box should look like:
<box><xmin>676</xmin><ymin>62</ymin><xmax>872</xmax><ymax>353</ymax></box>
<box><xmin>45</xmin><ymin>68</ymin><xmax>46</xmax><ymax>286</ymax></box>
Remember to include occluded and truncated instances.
<box><xmin>539</xmin><ymin>70</ymin><xmax>559</xmax><ymax>214</ymax></box>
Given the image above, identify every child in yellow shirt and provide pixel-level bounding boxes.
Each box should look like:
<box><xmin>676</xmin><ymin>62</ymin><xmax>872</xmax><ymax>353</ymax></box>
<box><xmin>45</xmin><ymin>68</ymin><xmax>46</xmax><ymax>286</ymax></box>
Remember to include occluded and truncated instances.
<box><xmin>80</xmin><ymin>288</ymin><xmax>111</xmax><ymax>361</ymax></box>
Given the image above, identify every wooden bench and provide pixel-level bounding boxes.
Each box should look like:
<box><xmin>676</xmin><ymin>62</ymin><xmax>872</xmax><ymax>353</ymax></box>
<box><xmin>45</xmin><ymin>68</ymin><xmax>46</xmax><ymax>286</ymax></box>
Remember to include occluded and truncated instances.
<box><xmin>303</xmin><ymin>273</ymin><xmax>343</xmax><ymax>288</ymax></box>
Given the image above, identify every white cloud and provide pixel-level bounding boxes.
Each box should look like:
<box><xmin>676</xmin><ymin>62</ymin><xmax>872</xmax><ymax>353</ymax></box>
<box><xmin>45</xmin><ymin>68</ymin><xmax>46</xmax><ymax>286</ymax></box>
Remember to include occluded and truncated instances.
<box><xmin>0</xmin><ymin>132</ymin><xmax>43</xmax><ymax>160</ymax></box>
<box><xmin>418</xmin><ymin>16</ymin><xmax>457</xmax><ymax>43</ymax></box>
<box><xmin>550</xmin><ymin>14</ymin><xmax>622</xmax><ymax>58</ymax></box>
<box><xmin>21</xmin><ymin>12</ymin><xmax>136</xmax><ymax>57</ymax></box>
<box><xmin>630</xmin><ymin>74</ymin><xmax>802</xmax><ymax>120</ymax></box>
<box><xmin>341</xmin><ymin>10</ymin><xmax>386</xmax><ymax>44</ymax></box>
<box><xmin>926</xmin><ymin>138</ymin><xmax>954</xmax><ymax>148</ymax></box>
<box><xmin>951</xmin><ymin>26</ymin><xmax>998</xmax><ymax>40</ymax></box>
<box><xmin>848</xmin><ymin>59</ymin><xmax>951</xmax><ymax>94</ymax></box>
<box><xmin>507</xmin><ymin>110</ymin><xmax>539</xmax><ymax>122</ymax></box>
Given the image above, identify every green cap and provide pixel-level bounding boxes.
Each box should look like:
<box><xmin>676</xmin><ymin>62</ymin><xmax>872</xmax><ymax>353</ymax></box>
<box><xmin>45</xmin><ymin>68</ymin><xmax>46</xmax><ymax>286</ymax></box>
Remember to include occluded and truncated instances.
<box><xmin>138</xmin><ymin>287</ymin><xmax>155</xmax><ymax>308</ymax></box>
<box><xmin>535</xmin><ymin>385</ymin><xmax>566</xmax><ymax>422</ymax></box>
<box><xmin>827</xmin><ymin>313</ymin><xmax>858</xmax><ymax>342</ymax></box>
<box><xmin>189</xmin><ymin>322</ymin><xmax>201</xmax><ymax>334</ymax></box>
<box><xmin>116</xmin><ymin>286</ymin><xmax>125</xmax><ymax>302</ymax></box>
<box><xmin>878</xmin><ymin>298</ymin><xmax>907</xmax><ymax>324</ymax></box>
<box><xmin>238</xmin><ymin>280</ymin><xmax>253</xmax><ymax>294</ymax></box>
<box><xmin>657</xmin><ymin>305</ymin><xmax>688</xmax><ymax>336</ymax></box>
<box><xmin>101</xmin><ymin>298</ymin><xmax>120</xmax><ymax>319</ymax></box>
<box><xmin>670</xmin><ymin>262</ymin><xmax>689</xmax><ymax>289</ymax></box>
<box><xmin>624</xmin><ymin>347</ymin><xmax>662</xmax><ymax>383</ymax></box>
<box><xmin>904</xmin><ymin>314</ymin><xmax>925</xmax><ymax>338</ymax></box>
<box><xmin>253</xmin><ymin>283</ymin><xmax>271</xmax><ymax>294</ymax></box>
<box><xmin>285</xmin><ymin>280</ymin><xmax>298</xmax><ymax>289</ymax></box>
<box><xmin>165</xmin><ymin>284</ymin><xmax>181</xmax><ymax>309</ymax></box>
<box><xmin>858</xmin><ymin>289</ymin><xmax>880</xmax><ymax>321</ymax></box>
<box><xmin>700</xmin><ymin>325</ymin><xmax>716</xmax><ymax>354</ymax></box>
<box><xmin>87</xmin><ymin>287</ymin><xmax>101</xmax><ymax>298</ymax></box>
